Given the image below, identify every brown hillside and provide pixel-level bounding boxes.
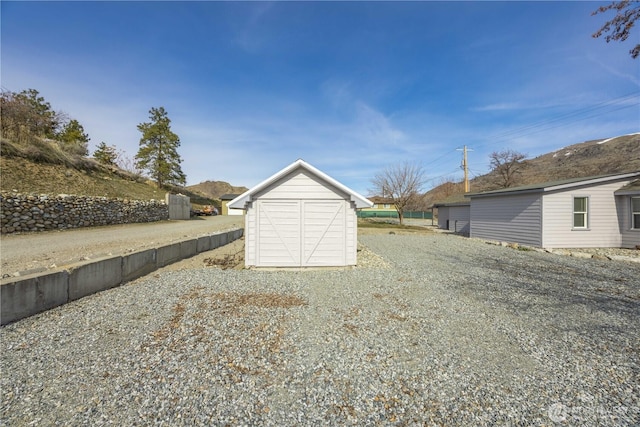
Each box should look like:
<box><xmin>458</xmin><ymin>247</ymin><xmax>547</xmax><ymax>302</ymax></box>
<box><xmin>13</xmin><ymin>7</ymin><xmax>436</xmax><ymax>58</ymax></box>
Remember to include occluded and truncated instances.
<box><xmin>187</xmin><ymin>180</ymin><xmax>248</xmax><ymax>200</ymax></box>
<box><xmin>0</xmin><ymin>149</ymin><xmax>215</xmax><ymax>206</ymax></box>
<box><xmin>428</xmin><ymin>133</ymin><xmax>640</xmax><ymax>205</ymax></box>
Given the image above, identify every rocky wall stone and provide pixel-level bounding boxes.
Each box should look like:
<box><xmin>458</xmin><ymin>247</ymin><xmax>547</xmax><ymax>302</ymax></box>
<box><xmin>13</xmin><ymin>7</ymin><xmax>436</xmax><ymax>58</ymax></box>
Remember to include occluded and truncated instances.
<box><xmin>0</xmin><ymin>192</ymin><xmax>169</xmax><ymax>234</ymax></box>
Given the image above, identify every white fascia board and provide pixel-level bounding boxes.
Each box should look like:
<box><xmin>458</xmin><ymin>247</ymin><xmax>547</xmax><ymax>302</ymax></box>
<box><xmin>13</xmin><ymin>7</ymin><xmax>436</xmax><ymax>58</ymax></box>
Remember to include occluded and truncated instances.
<box><xmin>542</xmin><ymin>171</ymin><xmax>640</xmax><ymax>193</ymax></box>
<box><xmin>300</xmin><ymin>160</ymin><xmax>373</xmax><ymax>208</ymax></box>
<box><xmin>227</xmin><ymin>159</ymin><xmax>373</xmax><ymax>209</ymax></box>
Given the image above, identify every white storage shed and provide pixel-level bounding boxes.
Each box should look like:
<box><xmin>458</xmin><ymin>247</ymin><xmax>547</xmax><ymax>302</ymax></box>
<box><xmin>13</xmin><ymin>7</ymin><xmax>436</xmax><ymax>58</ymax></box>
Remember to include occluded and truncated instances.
<box><xmin>227</xmin><ymin>160</ymin><xmax>373</xmax><ymax>267</ymax></box>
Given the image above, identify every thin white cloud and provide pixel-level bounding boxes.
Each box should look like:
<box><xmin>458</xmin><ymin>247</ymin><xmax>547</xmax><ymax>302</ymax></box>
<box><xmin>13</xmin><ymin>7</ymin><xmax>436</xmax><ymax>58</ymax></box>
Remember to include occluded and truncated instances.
<box><xmin>351</xmin><ymin>102</ymin><xmax>406</xmax><ymax>146</ymax></box>
<box><xmin>233</xmin><ymin>2</ymin><xmax>276</xmax><ymax>53</ymax></box>
<box><xmin>587</xmin><ymin>53</ymin><xmax>640</xmax><ymax>87</ymax></box>
<box><xmin>472</xmin><ymin>102</ymin><xmax>524</xmax><ymax>112</ymax></box>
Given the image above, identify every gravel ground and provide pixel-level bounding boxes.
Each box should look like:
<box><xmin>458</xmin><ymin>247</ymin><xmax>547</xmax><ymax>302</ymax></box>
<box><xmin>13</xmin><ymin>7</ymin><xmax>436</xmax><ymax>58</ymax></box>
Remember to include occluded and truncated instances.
<box><xmin>1</xmin><ymin>233</ymin><xmax>639</xmax><ymax>426</ymax></box>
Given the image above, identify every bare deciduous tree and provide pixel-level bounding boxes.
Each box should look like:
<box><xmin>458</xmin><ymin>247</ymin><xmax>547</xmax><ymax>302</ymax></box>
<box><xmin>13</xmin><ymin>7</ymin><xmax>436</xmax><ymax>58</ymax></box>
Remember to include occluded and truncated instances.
<box><xmin>371</xmin><ymin>161</ymin><xmax>426</xmax><ymax>224</ymax></box>
<box><xmin>489</xmin><ymin>149</ymin><xmax>528</xmax><ymax>188</ymax></box>
<box><xmin>116</xmin><ymin>150</ymin><xmax>144</xmax><ymax>177</ymax></box>
<box><xmin>592</xmin><ymin>0</ymin><xmax>640</xmax><ymax>59</ymax></box>
<box><xmin>1</xmin><ymin>89</ymin><xmax>65</xmax><ymax>143</ymax></box>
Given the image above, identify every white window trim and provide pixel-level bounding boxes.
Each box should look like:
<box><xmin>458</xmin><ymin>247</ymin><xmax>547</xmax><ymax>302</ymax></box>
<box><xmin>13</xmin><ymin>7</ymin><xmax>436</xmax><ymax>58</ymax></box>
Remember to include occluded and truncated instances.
<box><xmin>572</xmin><ymin>196</ymin><xmax>589</xmax><ymax>230</ymax></box>
<box><xmin>632</xmin><ymin>196</ymin><xmax>640</xmax><ymax>230</ymax></box>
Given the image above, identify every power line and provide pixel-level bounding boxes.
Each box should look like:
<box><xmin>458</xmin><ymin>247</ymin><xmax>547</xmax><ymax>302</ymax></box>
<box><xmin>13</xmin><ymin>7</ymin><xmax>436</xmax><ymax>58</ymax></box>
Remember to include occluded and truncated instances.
<box><xmin>425</xmin><ymin>92</ymin><xmax>638</xmax><ymax>190</ymax></box>
<box><xmin>473</xmin><ymin>91</ymin><xmax>640</xmax><ymax>151</ymax></box>
<box><xmin>422</xmin><ymin>148</ymin><xmax>459</xmax><ymax>168</ymax></box>
<box><xmin>425</xmin><ymin>167</ymin><xmax>465</xmax><ymax>185</ymax></box>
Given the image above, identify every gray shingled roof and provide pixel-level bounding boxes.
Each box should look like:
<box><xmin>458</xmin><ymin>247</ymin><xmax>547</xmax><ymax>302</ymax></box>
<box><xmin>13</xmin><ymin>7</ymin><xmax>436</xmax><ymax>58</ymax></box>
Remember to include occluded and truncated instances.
<box><xmin>614</xmin><ymin>179</ymin><xmax>640</xmax><ymax>194</ymax></box>
<box><xmin>467</xmin><ymin>171</ymin><xmax>640</xmax><ymax>198</ymax></box>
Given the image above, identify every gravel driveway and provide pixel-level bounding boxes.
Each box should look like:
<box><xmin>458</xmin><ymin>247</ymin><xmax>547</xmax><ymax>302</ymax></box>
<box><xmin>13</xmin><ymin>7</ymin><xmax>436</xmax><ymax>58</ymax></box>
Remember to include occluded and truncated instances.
<box><xmin>1</xmin><ymin>215</ymin><xmax>244</xmax><ymax>277</ymax></box>
<box><xmin>1</xmin><ymin>233</ymin><xmax>639</xmax><ymax>426</ymax></box>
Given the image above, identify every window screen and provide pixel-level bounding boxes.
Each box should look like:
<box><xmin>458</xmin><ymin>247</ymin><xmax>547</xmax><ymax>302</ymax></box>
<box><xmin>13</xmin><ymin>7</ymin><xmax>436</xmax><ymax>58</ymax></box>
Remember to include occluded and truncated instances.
<box><xmin>632</xmin><ymin>197</ymin><xmax>640</xmax><ymax>229</ymax></box>
<box><xmin>573</xmin><ymin>197</ymin><xmax>588</xmax><ymax>228</ymax></box>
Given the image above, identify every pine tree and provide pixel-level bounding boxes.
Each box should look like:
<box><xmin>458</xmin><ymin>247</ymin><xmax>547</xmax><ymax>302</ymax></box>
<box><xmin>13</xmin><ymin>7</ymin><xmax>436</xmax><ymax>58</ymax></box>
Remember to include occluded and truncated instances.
<box><xmin>93</xmin><ymin>141</ymin><xmax>118</xmax><ymax>166</ymax></box>
<box><xmin>57</xmin><ymin>119</ymin><xmax>90</xmax><ymax>156</ymax></box>
<box><xmin>135</xmin><ymin>107</ymin><xmax>186</xmax><ymax>187</ymax></box>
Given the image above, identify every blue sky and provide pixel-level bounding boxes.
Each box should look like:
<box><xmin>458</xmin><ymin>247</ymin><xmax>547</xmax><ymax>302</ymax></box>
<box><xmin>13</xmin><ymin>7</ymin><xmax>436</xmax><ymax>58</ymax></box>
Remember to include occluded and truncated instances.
<box><xmin>2</xmin><ymin>1</ymin><xmax>639</xmax><ymax>195</ymax></box>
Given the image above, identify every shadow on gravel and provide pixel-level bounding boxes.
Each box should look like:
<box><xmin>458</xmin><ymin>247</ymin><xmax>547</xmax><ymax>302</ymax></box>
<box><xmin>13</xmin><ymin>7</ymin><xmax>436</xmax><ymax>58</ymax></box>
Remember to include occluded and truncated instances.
<box><xmin>462</xmin><ymin>252</ymin><xmax>640</xmax><ymax>322</ymax></box>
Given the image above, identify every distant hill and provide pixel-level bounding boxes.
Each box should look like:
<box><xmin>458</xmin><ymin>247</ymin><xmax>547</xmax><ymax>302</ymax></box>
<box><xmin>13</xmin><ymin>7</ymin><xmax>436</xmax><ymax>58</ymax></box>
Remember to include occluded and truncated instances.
<box><xmin>187</xmin><ymin>180</ymin><xmax>248</xmax><ymax>200</ymax></box>
<box><xmin>0</xmin><ymin>138</ymin><xmax>216</xmax><ymax>207</ymax></box>
<box><xmin>427</xmin><ymin>133</ymin><xmax>640</xmax><ymax>206</ymax></box>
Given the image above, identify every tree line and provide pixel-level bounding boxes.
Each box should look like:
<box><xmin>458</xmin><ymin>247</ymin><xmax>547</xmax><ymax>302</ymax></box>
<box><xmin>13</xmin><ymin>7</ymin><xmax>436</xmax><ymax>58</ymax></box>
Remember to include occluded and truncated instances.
<box><xmin>1</xmin><ymin>89</ymin><xmax>90</xmax><ymax>156</ymax></box>
<box><xmin>370</xmin><ymin>150</ymin><xmax>528</xmax><ymax>224</ymax></box>
<box><xmin>1</xmin><ymin>88</ymin><xmax>186</xmax><ymax>188</ymax></box>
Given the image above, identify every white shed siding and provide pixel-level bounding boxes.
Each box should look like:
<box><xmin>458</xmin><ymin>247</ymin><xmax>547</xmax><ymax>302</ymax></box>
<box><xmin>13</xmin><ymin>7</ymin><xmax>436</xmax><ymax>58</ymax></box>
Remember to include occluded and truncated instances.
<box><xmin>241</xmin><ymin>165</ymin><xmax>363</xmax><ymax>267</ymax></box>
<box><xmin>345</xmin><ymin>204</ymin><xmax>357</xmax><ymax>265</ymax></box>
<box><xmin>542</xmin><ymin>181</ymin><xmax>627</xmax><ymax>248</ymax></box>
<box><xmin>470</xmin><ymin>193</ymin><xmax>542</xmax><ymax>246</ymax></box>
<box><xmin>255</xmin><ymin>200</ymin><xmax>302</xmax><ymax>267</ymax></box>
<box><xmin>254</xmin><ymin>169</ymin><xmax>346</xmax><ymax>201</ymax></box>
<box><xmin>302</xmin><ymin>201</ymin><xmax>346</xmax><ymax>266</ymax></box>
<box><xmin>227</xmin><ymin>206</ymin><xmax>244</xmax><ymax>215</ymax></box>
<box><xmin>449</xmin><ymin>205</ymin><xmax>470</xmax><ymax>235</ymax></box>
<box><xmin>244</xmin><ymin>203</ymin><xmax>257</xmax><ymax>266</ymax></box>
<box><xmin>248</xmin><ymin>199</ymin><xmax>352</xmax><ymax>267</ymax></box>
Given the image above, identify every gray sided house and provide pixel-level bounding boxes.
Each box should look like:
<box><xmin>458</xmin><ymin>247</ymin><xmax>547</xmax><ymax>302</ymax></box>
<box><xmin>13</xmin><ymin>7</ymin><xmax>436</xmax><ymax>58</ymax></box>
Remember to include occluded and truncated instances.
<box><xmin>227</xmin><ymin>159</ymin><xmax>373</xmax><ymax>267</ymax></box>
<box><xmin>468</xmin><ymin>172</ymin><xmax>640</xmax><ymax>249</ymax></box>
<box><xmin>433</xmin><ymin>197</ymin><xmax>471</xmax><ymax>235</ymax></box>
<box><xmin>615</xmin><ymin>179</ymin><xmax>640</xmax><ymax>249</ymax></box>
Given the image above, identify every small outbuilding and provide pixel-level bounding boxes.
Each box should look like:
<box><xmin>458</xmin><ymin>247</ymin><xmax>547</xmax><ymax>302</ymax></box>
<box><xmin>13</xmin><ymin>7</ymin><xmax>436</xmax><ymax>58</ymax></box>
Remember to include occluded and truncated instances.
<box><xmin>228</xmin><ymin>159</ymin><xmax>373</xmax><ymax>267</ymax></box>
<box><xmin>433</xmin><ymin>194</ymin><xmax>471</xmax><ymax>235</ymax></box>
<box><xmin>220</xmin><ymin>194</ymin><xmax>244</xmax><ymax>216</ymax></box>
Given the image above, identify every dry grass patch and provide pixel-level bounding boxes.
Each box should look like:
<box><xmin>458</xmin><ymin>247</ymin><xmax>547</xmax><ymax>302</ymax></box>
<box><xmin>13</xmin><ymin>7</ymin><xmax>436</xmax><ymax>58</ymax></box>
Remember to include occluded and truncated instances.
<box><xmin>204</xmin><ymin>249</ymin><xmax>244</xmax><ymax>270</ymax></box>
<box><xmin>358</xmin><ymin>219</ymin><xmax>432</xmax><ymax>235</ymax></box>
<box><xmin>210</xmin><ymin>292</ymin><xmax>307</xmax><ymax>310</ymax></box>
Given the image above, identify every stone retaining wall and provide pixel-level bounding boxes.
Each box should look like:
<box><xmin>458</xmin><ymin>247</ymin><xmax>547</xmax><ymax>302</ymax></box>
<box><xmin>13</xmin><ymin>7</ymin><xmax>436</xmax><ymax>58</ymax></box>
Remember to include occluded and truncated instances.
<box><xmin>1</xmin><ymin>192</ymin><xmax>169</xmax><ymax>234</ymax></box>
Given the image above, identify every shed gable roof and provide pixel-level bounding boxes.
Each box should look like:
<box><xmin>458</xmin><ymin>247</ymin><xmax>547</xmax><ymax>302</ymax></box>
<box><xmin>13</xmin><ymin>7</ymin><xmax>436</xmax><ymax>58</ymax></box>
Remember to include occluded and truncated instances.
<box><xmin>468</xmin><ymin>171</ymin><xmax>640</xmax><ymax>198</ymax></box>
<box><xmin>219</xmin><ymin>193</ymin><xmax>240</xmax><ymax>201</ymax></box>
<box><xmin>227</xmin><ymin>159</ymin><xmax>373</xmax><ymax>209</ymax></box>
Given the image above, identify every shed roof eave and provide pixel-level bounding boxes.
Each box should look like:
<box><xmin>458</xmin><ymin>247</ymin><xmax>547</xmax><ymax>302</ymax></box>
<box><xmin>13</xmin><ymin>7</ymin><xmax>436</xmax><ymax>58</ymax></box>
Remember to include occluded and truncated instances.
<box><xmin>227</xmin><ymin>159</ymin><xmax>373</xmax><ymax>209</ymax></box>
<box><xmin>433</xmin><ymin>201</ymin><xmax>471</xmax><ymax>207</ymax></box>
<box><xmin>614</xmin><ymin>189</ymin><xmax>640</xmax><ymax>196</ymax></box>
<box><xmin>468</xmin><ymin>187</ymin><xmax>543</xmax><ymax>199</ymax></box>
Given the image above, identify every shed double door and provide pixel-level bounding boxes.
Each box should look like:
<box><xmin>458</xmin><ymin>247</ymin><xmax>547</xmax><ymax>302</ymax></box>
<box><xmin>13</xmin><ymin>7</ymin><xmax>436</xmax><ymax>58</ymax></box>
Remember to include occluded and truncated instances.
<box><xmin>256</xmin><ymin>199</ymin><xmax>346</xmax><ymax>267</ymax></box>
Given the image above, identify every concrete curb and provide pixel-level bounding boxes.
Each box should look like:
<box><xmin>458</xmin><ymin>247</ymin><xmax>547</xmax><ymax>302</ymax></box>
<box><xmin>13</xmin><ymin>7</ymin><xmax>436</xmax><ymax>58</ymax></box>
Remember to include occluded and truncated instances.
<box><xmin>1</xmin><ymin>228</ymin><xmax>244</xmax><ymax>325</ymax></box>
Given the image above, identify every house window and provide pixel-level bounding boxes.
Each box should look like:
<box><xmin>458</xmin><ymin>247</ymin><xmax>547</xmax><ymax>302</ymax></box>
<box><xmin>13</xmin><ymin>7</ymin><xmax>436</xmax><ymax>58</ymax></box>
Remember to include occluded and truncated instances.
<box><xmin>632</xmin><ymin>197</ymin><xmax>640</xmax><ymax>229</ymax></box>
<box><xmin>383</xmin><ymin>204</ymin><xmax>391</xmax><ymax>209</ymax></box>
<box><xmin>573</xmin><ymin>197</ymin><xmax>588</xmax><ymax>229</ymax></box>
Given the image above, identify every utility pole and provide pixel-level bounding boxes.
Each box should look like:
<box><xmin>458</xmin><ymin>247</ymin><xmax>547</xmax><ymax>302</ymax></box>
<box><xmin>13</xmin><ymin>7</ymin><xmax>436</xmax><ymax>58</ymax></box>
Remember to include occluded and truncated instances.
<box><xmin>463</xmin><ymin>145</ymin><xmax>469</xmax><ymax>192</ymax></box>
<box><xmin>457</xmin><ymin>145</ymin><xmax>472</xmax><ymax>192</ymax></box>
